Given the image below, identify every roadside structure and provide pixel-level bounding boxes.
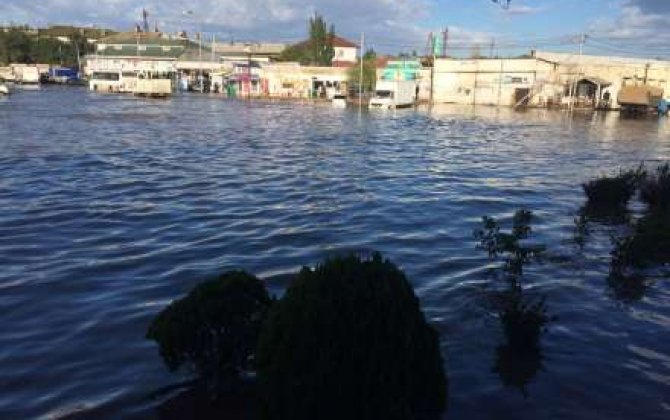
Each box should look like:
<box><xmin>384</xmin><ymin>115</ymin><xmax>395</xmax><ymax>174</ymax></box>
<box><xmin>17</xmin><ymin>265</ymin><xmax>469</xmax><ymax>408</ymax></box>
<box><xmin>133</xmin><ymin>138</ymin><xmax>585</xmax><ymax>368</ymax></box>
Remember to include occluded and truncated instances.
<box><xmin>260</xmin><ymin>63</ymin><xmax>349</xmax><ymax>98</ymax></box>
<box><xmin>432</xmin><ymin>51</ymin><xmax>670</xmax><ymax>109</ymax></box>
<box><xmin>85</xmin><ymin>32</ymin><xmax>186</xmax><ymax>80</ymax></box>
<box><xmin>209</xmin><ymin>41</ymin><xmax>287</xmax><ymax>64</ymax></box>
<box><xmin>331</xmin><ymin>36</ymin><xmax>359</xmax><ymax>67</ymax></box>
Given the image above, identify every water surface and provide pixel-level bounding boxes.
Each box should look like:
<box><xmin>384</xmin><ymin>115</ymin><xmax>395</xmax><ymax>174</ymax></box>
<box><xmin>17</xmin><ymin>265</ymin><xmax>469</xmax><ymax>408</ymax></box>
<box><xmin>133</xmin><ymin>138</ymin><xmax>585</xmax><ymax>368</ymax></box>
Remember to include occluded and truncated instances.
<box><xmin>1</xmin><ymin>87</ymin><xmax>669</xmax><ymax>419</ymax></box>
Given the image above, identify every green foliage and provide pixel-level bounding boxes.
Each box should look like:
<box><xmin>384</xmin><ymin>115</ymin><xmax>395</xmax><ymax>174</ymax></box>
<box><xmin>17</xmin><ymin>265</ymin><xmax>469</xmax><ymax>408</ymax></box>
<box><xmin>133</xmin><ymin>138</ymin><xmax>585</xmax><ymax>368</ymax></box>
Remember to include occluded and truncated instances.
<box><xmin>607</xmin><ymin>272</ymin><xmax>647</xmax><ymax>304</ymax></box>
<box><xmin>277</xmin><ymin>13</ymin><xmax>334</xmax><ymax>66</ymax></box>
<box><xmin>346</xmin><ymin>57</ymin><xmax>377</xmax><ymax>93</ymax></box>
<box><xmin>146</xmin><ymin>271</ymin><xmax>272</xmax><ymax>392</ymax></box>
<box><xmin>257</xmin><ymin>253</ymin><xmax>447</xmax><ymax>420</ymax></box>
<box><xmin>0</xmin><ymin>27</ymin><xmax>94</xmax><ymax>67</ymax></box>
<box><xmin>475</xmin><ymin>209</ymin><xmax>551</xmax><ymax>378</ymax></box>
<box><xmin>498</xmin><ymin>294</ymin><xmax>550</xmax><ymax>351</ymax></box>
<box><xmin>582</xmin><ymin>167</ymin><xmax>642</xmax><ymax>209</ymax></box>
<box><xmin>611</xmin><ymin>211</ymin><xmax>670</xmax><ymax>271</ymax></box>
<box><xmin>474</xmin><ymin>210</ymin><xmax>545</xmax><ymax>279</ymax></box>
<box><xmin>363</xmin><ymin>48</ymin><xmax>377</xmax><ymax>60</ymax></box>
<box><xmin>639</xmin><ymin>162</ymin><xmax>670</xmax><ymax>211</ymax></box>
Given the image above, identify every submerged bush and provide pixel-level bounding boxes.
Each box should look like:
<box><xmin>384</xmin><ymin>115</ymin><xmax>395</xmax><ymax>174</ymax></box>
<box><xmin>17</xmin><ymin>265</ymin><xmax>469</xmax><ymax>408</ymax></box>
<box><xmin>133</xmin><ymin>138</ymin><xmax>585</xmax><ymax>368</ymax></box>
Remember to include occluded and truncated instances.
<box><xmin>146</xmin><ymin>271</ymin><xmax>272</xmax><ymax>392</ymax></box>
<box><xmin>611</xmin><ymin>212</ymin><xmax>670</xmax><ymax>270</ymax></box>
<box><xmin>640</xmin><ymin>162</ymin><xmax>670</xmax><ymax>211</ymax></box>
<box><xmin>499</xmin><ymin>295</ymin><xmax>551</xmax><ymax>352</ymax></box>
<box><xmin>493</xmin><ymin>343</ymin><xmax>543</xmax><ymax>398</ymax></box>
<box><xmin>257</xmin><ymin>253</ymin><xmax>447</xmax><ymax>420</ymax></box>
<box><xmin>582</xmin><ymin>168</ymin><xmax>640</xmax><ymax>208</ymax></box>
<box><xmin>607</xmin><ymin>272</ymin><xmax>647</xmax><ymax>304</ymax></box>
<box><xmin>474</xmin><ymin>209</ymin><xmax>545</xmax><ymax>279</ymax></box>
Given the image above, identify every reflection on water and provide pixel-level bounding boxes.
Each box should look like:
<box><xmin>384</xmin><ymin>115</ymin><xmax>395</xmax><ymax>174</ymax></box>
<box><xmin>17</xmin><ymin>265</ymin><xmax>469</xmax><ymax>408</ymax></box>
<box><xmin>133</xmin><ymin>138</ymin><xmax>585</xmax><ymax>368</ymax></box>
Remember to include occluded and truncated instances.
<box><xmin>1</xmin><ymin>88</ymin><xmax>670</xmax><ymax>419</ymax></box>
<box><xmin>493</xmin><ymin>344</ymin><xmax>544</xmax><ymax>398</ymax></box>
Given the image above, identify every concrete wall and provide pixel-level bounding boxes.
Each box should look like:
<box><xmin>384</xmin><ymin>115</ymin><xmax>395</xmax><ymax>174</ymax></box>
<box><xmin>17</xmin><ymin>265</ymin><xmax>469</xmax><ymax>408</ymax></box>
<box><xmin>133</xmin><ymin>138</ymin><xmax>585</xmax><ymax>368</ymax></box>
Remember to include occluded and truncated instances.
<box><xmin>85</xmin><ymin>56</ymin><xmax>176</xmax><ymax>76</ymax></box>
<box><xmin>262</xmin><ymin>63</ymin><xmax>349</xmax><ymax>98</ymax></box>
<box><xmin>334</xmin><ymin>46</ymin><xmax>357</xmax><ymax>64</ymax></box>
<box><xmin>433</xmin><ymin>53</ymin><xmax>670</xmax><ymax>108</ymax></box>
<box><xmin>433</xmin><ymin>58</ymin><xmax>558</xmax><ymax>107</ymax></box>
<box><xmin>536</xmin><ymin>51</ymin><xmax>670</xmax><ymax>106</ymax></box>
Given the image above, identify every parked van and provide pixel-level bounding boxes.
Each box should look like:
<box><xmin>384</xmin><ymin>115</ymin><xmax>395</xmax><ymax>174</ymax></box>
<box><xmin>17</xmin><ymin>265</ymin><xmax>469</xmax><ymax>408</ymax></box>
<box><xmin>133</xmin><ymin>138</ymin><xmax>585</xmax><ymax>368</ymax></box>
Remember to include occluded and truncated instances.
<box><xmin>369</xmin><ymin>80</ymin><xmax>416</xmax><ymax>109</ymax></box>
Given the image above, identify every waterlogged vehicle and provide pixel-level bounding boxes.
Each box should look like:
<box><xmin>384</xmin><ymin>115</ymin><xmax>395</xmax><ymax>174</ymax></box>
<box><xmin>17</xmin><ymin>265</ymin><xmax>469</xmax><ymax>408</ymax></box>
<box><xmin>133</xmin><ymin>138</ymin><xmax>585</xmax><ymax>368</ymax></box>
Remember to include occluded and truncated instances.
<box><xmin>369</xmin><ymin>80</ymin><xmax>416</xmax><ymax>110</ymax></box>
<box><xmin>618</xmin><ymin>85</ymin><xmax>664</xmax><ymax>113</ymax></box>
<box><xmin>134</xmin><ymin>70</ymin><xmax>172</xmax><ymax>98</ymax></box>
<box><xmin>332</xmin><ymin>94</ymin><xmax>347</xmax><ymax>108</ymax></box>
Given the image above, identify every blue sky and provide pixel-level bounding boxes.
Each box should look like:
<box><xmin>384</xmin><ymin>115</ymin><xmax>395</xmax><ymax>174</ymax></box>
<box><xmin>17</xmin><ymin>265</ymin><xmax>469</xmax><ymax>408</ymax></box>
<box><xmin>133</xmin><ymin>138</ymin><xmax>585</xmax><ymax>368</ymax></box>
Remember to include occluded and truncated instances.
<box><xmin>1</xmin><ymin>1</ymin><xmax>669</xmax><ymax>58</ymax></box>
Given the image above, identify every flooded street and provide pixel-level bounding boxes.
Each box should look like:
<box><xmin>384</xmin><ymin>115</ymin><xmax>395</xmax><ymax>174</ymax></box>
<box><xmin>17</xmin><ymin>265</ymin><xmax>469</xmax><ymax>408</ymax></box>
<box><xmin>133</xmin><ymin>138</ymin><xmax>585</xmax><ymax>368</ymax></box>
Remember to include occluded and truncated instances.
<box><xmin>1</xmin><ymin>87</ymin><xmax>669</xmax><ymax>419</ymax></box>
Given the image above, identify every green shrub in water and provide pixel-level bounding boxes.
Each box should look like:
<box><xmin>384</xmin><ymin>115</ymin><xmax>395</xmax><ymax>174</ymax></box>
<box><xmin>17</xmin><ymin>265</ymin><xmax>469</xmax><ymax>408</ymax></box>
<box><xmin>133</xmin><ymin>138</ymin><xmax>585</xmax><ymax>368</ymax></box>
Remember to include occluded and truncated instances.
<box><xmin>146</xmin><ymin>271</ymin><xmax>272</xmax><ymax>392</ymax></box>
<box><xmin>582</xmin><ymin>168</ymin><xmax>640</xmax><ymax>208</ymax></box>
<box><xmin>640</xmin><ymin>162</ymin><xmax>670</xmax><ymax>211</ymax></box>
<box><xmin>257</xmin><ymin>253</ymin><xmax>447</xmax><ymax>420</ymax></box>
<box><xmin>474</xmin><ymin>209</ymin><xmax>545</xmax><ymax>279</ymax></box>
<box><xmin>611</xmin><ymin>212</ymin><xmax>670</xmax><ymax>270</ymax></box>
<box><xmin>499</xmin><ymin>294</ymin><xmax>551</xmax><ymax>352</ymax></box>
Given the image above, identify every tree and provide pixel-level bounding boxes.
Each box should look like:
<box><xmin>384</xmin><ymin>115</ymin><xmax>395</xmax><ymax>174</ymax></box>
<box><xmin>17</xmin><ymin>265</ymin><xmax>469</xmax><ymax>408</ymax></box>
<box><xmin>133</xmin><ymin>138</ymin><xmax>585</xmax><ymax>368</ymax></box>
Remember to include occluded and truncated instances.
<box><xmin>146</xmin><ymin>271</ymin><xmax>273</xmax><ymax>393</ymax></box>
<box><xmin>347</xmin><ymin>54</ymin><xmax>377</xmax><ymax>93</ymax></box>
<box><xmin>257</xmin><ymin>254</ymin><xmax>448</xmax><ymax>420</ymax></box>
<box><xmin>278</xmin><ymin>13</ymin><xmax>334</xmax><ymax>66</ymax></box>
<box><xmin>0</xmin><ymin>26</ymin><xmax>95</xmax><ymax>67</ymax></box>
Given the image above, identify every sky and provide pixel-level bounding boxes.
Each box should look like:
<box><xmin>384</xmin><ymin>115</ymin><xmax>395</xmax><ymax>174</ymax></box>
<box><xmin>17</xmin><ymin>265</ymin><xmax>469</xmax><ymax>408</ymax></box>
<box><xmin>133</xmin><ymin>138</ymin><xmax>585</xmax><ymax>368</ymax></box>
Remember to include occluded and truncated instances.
<box><xmin>1</xmin><ymin>0</ymin><xmax>669</xmax><ymax>58</ymax></box>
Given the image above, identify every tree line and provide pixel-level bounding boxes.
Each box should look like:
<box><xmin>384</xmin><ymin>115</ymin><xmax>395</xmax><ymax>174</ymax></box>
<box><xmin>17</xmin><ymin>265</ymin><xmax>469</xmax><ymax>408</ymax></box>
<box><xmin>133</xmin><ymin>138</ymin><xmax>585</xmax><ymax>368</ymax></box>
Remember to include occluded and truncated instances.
<box><xmin>0</xmin><ymin>28</ymin><xmax>94</xmax><ymax>68</ymax></box>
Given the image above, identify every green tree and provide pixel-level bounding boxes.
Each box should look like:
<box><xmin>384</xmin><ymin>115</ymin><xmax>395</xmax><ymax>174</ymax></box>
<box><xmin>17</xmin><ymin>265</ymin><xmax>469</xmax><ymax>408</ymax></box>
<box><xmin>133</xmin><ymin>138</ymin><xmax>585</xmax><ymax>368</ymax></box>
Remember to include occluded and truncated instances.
<box><xmin>347</xmin><ymin>53</ymin><xmax>377</xmax><ymax>93</ymax></box>
<box><xmin>0</xmin><ymin>26</ymin><xmax>94</xmax><ymax>67</ymax></box>
<box><xmin>146</xmin><ymin>271</ymin><xmax>273</xmax><ymax>392</ymax></box>
<box><xmin>257</xmin><ymin>254</ymin><xmax>447</xmax><ymax>420</ymax></box>
<box><xmin>278</xmin><ymin>13</ymin><xmax>334</xmax><ymax>66</ymax></box>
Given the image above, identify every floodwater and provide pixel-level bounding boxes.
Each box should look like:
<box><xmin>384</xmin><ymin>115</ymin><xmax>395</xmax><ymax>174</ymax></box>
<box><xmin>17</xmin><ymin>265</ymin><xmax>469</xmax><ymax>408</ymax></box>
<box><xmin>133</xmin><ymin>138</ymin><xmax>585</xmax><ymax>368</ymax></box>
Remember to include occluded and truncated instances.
<box><xmin>1</xmin><ymin>87</ymin><xmax>669</xmax><ymax>419</ymax></box>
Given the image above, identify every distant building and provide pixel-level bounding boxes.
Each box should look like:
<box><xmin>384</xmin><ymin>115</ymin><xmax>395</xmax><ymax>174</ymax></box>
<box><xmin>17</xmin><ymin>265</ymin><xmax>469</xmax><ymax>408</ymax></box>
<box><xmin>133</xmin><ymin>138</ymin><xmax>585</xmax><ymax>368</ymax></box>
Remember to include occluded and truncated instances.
<box><xmin>331</xmin><ymin>36</ymin><xmax>359</xmax><ymax>67</ymax></box>
<box><xmin>288</xmin><ymin>35</ymin><xmax>359</xmax><ymax>67</ymax></box>
<box><xmin>85</xmin><ymin>32</ymin><xmax>191</xmax><ymax>76</ymax></box>
<box><xmin>432</xmin><ymin>51</ymin><xmax>670</xmax><ymax>109</ymax></box>
<box><xmin>206</xmin><ymin>41</ymin><xmax>287</xmax><ymax>63</ymax></box>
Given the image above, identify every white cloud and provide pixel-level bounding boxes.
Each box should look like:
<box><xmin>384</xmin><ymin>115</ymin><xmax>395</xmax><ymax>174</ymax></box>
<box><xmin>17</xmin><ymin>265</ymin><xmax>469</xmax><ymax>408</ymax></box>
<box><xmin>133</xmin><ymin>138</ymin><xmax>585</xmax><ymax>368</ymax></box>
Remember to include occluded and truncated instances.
<box><xmin>0</xmin><ymin>0</ymin><xmax>507</xmax><ymax>54</ymax></box>
<box><xmin>589</xmin><ymin>4</ymin><xmax>670</xmax><ymax>55</ymax></box>
<box><xmin>505</xmin><ymin>4</ymin><xmax>545</xmax><ymax>15</ymax></box>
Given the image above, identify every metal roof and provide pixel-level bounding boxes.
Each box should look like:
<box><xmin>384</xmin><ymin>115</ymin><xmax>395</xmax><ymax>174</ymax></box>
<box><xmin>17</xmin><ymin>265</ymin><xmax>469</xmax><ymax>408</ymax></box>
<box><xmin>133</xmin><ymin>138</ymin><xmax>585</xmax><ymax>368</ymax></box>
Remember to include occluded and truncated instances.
<box><xmin>578</xmin><ymin>76</ymin><xmax>612</xmax><ymax>87</ymax></box>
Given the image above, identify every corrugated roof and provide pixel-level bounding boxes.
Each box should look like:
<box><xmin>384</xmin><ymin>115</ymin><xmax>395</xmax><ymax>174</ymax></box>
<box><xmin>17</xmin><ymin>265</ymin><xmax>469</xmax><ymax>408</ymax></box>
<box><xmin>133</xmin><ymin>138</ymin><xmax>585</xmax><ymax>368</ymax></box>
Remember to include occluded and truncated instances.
<box><xmin>99</xmin><ymin>32</ymin><xmax>188</xmax><ymax>47</ymax></box>
<box><xmin>97</xmin><ymin>44</ymin><xmax>185</xmax><ymax>58</ymax></box>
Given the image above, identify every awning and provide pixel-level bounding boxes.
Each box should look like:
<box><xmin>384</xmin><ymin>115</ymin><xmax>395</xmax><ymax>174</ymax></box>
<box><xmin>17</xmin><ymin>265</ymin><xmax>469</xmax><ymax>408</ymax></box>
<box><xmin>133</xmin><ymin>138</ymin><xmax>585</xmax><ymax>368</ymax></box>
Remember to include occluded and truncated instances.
<box><xmin>228</xmin><ymin>74</ymin><xmax>260</xmax><ymax>82</ymax></box>
<box><xmin>578</xmin><ymin>76</ymin><xmax>611</xmax><ymax>87</ymax></box>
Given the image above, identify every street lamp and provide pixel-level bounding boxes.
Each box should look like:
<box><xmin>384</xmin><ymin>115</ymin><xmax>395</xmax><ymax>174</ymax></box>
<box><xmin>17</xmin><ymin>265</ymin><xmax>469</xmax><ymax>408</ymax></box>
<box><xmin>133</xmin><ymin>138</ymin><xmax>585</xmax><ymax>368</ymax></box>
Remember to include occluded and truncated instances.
<box><xmin>183</xmin><ymin>10</ymin><xmax>203</xmax><ymax>93</ymax></box>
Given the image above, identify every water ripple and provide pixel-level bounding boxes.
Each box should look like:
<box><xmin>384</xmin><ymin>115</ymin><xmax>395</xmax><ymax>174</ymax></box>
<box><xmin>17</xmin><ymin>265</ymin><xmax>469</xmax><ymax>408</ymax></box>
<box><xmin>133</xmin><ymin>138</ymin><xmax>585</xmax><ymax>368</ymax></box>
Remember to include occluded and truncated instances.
<box><xmin>1</xmin><ymin>88</ymin><xmax>669</xmax><ymax>419</ymax></box>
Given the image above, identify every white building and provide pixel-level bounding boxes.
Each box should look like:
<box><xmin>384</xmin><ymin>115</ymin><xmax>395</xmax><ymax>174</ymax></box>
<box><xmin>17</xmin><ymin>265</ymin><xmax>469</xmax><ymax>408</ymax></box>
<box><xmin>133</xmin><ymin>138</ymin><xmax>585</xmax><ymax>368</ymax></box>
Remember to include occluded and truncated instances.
<box><xmin>331</xmin><ymin>36</ymin><xmax>359</xmax><ymax>67</ymax></box>
<box><xmin>432</xmin><ymin>51</ymin><xmax>670</xmax><ymax>109</ymax></box>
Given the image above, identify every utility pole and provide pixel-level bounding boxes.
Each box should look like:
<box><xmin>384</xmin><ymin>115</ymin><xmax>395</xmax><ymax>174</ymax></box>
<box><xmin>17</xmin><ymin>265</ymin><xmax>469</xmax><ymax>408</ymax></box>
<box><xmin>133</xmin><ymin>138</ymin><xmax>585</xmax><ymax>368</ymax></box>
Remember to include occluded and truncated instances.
<box><xmin>211</xmin><ymin>33</ymin><xmax>215</xmax><ymax>63</ymax></box>
<box><xmin>569</xmin><ymin>33</ymin><xmax>586</xmax><ymax>114</ymax></box>
<box><xmin>644</xmin><ymin>63</ymin><xmax>650</xmax><ymax>84</ymax></box>
<box><xmin>490</xmin><ymin>38</ymin><xmax>495</xmax><ymax>58</ymax></box>
<box><xmin>198</xmin><ymin>31</ymin><xmax>203</xmax><ymax>93</ymax></box>
<box><xmin>430</xmin><ymin>33</ymin><xmax>435</xmax><ymax>104</ymax></box>
<box><xmin>498</xmin><ymin>58</ymin><xmax>503</xmax><ymax>106</ymax></box>
<box><xmin>247</xmin><ymin>46</ymin><xmax>252</xmax><ymax>99</ymax></box>
<box><xmin>359</xmin><ymin>32</ymin><xmax>364</xmax><ymax>111</ymax></box>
